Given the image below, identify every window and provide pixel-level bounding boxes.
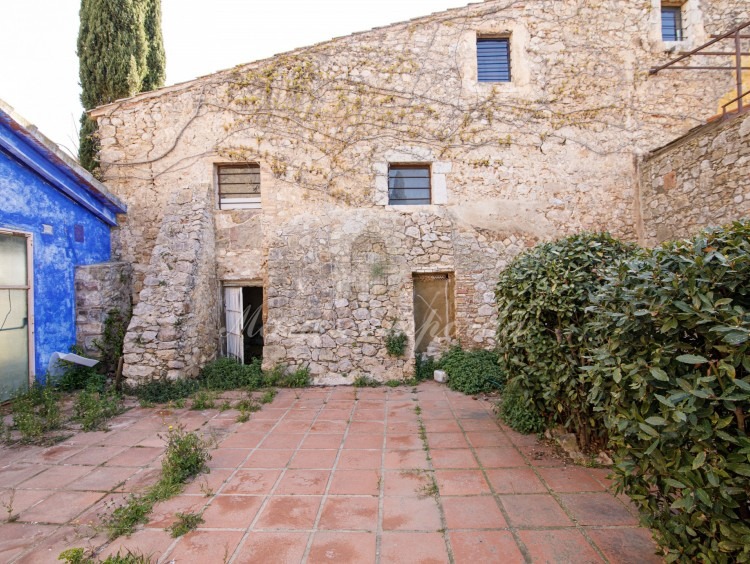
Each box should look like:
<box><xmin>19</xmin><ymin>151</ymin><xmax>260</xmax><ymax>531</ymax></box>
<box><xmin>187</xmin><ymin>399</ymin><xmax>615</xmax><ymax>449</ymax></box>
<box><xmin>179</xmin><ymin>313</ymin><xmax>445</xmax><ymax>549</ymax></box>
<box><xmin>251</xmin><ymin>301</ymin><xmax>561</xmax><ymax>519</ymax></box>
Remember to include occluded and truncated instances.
<box><xmin>661</xmin><ymin>5</ymin><xmax>684</xmax><ymax>41</ymax></box>
<box><xmin>477</xmin><ymin>38</ymin><xmax>511</xmax><ymax>82</ymax></box>
<box><xmin>217</xmin><ymin>163</ymin><xmax>260</xmax><ymax>209</ymax></box>
<box><xmin>388</xmin><ymin>165</ymin><xmax>431</xmax><ymax>205</ymax></box>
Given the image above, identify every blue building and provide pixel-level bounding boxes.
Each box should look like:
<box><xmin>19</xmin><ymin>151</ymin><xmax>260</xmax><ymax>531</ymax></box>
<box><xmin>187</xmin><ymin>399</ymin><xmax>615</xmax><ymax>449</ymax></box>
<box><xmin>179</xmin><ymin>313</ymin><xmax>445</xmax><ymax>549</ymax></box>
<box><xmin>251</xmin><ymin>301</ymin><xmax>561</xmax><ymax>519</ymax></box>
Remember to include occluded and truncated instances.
<box><xmin>0</xmin><ymin>100</ymin><xmax>126</xmax><ymax>401</ymax></box>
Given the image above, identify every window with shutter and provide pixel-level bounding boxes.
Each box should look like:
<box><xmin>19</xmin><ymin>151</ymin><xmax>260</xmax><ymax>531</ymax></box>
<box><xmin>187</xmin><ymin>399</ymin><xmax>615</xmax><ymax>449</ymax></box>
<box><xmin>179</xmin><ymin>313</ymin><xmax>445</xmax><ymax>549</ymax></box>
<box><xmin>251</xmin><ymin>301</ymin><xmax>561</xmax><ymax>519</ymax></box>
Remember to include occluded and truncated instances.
<box><xmin>388</xmin><ymin>165</ymin><xmax>431</xmax><ymax>205</ymax></box>
<box><xmin>477</xmin><ymin>38</ymin><xmax>511</xmax><ymax>83</ymax></box>
<box><xmin>661</xmin><ymin>5</ymin><xmax>684</xmax><ymax>41</ymax></box>
<box><xmin>217</xmin><ymin>164</ymin><xmax>261</xmax><ymax>210</ymax></box>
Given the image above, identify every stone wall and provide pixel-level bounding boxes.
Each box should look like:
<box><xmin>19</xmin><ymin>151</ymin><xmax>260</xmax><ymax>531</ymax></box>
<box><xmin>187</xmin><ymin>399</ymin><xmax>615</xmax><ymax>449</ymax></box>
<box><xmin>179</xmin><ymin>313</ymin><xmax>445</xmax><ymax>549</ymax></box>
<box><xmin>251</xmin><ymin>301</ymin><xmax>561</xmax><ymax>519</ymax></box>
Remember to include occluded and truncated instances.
<box><xmin>121</xmin><ymin>184</ymin><xmax>219</xmax><ymax>384</ymax></box>
<box><xmin>75</xmin><ymin>262</ymin><xmax>133</xmax><ymax>356</ymax></box>
<box><xmin>640</xmin><ymin>111</ymin><xmax>750</xmax><ymax>246</ymax></box>
<box><xmin>91</xmin><ymin>0</ymin><xmax>749</xmax><ymax>383</ymax></box>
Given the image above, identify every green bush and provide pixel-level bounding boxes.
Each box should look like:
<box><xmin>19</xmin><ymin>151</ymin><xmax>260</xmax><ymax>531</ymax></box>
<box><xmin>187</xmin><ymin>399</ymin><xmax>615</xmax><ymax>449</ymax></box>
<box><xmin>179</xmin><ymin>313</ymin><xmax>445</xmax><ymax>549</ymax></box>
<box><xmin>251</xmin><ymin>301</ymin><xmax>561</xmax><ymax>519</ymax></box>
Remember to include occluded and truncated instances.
<box><xmin>499</xmin><ymin>381</ymin><xmax>545</xmax><ymax>434</ymax></box>
<box><xmin>129</xmin><ymin>358</ymin><xmax>307</xmax><ymax>405</ymax></box>
<box><xmin>129</xmin><ymin>377</ymin><xmax>199</xmax><ymax>404</ymax></box>
<box><xmin>385</xmin><ymin>329</ymin><xmax>407</xmax><ymax>357</ymax></box>
<box><xmin>439</xmin><ymin>346</ymin><xmax>505</xmax><ymax>395</ymax></box>
<box><xmin>56</xmin><ymin>363</ymin><xmax>105</xmax><ymax>392</ymax></box>
<box><xmin>587</xmin><ymin>221</ymin><xmax>750</xmax><ymax>562</ymax></box>
<box><xmin>495</xmin><ymin>232</ymin><xmax>637</xmax><ymax>449</ymax></box>
<box><xmin>200</xmin><ymin>357</ymin><xmax>264</xmax><ymax>390</ymax></box>
<box><xmin>414</xmin><ymin>353</ymin><xmax>438</xmax><ymax>382</ymax></box>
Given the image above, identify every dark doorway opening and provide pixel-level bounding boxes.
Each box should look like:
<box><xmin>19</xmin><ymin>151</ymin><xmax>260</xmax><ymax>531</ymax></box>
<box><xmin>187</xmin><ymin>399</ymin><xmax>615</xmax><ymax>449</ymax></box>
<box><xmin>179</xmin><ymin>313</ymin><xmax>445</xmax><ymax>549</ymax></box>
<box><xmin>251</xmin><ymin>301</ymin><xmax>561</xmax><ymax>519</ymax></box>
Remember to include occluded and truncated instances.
<box><xmin>243</xmin><ymin>286</ymin><xmax>264</xmax><ymax>361</ymax></box>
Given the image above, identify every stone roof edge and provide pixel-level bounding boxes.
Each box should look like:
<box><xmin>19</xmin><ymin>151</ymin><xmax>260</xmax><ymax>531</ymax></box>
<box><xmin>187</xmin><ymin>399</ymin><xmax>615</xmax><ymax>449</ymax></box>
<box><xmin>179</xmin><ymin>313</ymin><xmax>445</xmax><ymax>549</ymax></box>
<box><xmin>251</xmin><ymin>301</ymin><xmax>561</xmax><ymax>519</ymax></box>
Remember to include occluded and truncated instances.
<box><xmin>643</xmin><ymin>110</ymin><xmax>748</xmax><ymax>161</ymax></box>
<box><xmin>90</xmin><ymin>0</ymin><xmax>496</xmax><ymax>117</ymax></box>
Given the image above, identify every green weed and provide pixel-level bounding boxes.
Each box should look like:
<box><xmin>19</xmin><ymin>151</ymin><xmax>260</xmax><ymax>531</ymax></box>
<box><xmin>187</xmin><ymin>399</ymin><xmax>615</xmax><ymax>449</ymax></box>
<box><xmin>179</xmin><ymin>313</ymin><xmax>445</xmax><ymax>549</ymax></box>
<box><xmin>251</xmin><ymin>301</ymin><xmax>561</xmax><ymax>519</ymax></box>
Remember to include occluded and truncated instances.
<box><xmin>11</xmin><ymin>385</ymin><xmax>62</xmax><ymax>442</ymax></box>
<box><xmin>190</xmin><ymin>390</ymin><xmax>216</xmax><ymax>410</ymax></box>
<box><xmin>168</xmin><ymin>511</ymin><xmax>204</xmax><ymax>537</ymax></box>
<box><xmin>73</xmin><ymin>388</ymin><xmax>124</xmax><ymax>431</ymax></box>
<box><xmin>353</xmin><ymin>375</ymin><xmax>380</xmax><ymax>387</ymax></box>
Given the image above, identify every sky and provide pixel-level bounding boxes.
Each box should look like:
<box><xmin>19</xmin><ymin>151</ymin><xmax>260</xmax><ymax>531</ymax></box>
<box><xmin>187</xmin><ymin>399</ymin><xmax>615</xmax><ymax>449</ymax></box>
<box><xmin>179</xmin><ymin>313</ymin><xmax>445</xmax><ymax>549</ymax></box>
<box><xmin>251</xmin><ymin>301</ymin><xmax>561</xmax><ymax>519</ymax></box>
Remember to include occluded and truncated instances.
<box><xmin>0</xmin><ymin>0</ymin><xmax>473</xmax><ymax>158</ymax></box>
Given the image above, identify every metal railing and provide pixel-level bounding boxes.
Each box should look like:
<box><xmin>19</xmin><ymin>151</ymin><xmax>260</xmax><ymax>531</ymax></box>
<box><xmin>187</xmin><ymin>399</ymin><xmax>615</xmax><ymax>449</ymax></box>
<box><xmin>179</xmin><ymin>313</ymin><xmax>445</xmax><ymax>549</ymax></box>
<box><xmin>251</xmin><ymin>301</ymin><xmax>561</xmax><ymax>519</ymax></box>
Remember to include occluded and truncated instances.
<box><xmin>650</xmin><ymin>20</ymin><xmax>750</xmax><ymax>116</ymax></box>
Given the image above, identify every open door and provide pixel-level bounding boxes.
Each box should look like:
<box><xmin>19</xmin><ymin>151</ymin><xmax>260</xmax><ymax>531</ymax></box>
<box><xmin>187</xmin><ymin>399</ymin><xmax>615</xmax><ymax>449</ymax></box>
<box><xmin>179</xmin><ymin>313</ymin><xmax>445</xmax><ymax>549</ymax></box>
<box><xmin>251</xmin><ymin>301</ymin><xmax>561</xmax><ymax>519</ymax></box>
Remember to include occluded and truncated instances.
<box><xmin>224</xmin><ymin>285</ymin><xmax>264</xmax><ymax>364</ymax></box>
<box><xmin>0</xmin><ymin>231</ymin><xmax>32</xmax><ymax>401</ymax></box>
<box><xmin>225</xmin><ymin>287</ymin><xmax>244</xmax><ymax>363</ymax></box>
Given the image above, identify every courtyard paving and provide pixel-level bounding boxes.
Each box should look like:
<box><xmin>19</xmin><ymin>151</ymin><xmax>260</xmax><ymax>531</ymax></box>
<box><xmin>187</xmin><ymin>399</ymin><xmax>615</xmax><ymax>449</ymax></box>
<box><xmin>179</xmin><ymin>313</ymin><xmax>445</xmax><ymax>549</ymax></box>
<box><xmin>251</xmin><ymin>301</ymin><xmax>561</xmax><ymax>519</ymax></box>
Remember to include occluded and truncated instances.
<box><xmin>0</xmin><ymin>382</ymin><xmax>661</xmax><ymax>563</ymax></box>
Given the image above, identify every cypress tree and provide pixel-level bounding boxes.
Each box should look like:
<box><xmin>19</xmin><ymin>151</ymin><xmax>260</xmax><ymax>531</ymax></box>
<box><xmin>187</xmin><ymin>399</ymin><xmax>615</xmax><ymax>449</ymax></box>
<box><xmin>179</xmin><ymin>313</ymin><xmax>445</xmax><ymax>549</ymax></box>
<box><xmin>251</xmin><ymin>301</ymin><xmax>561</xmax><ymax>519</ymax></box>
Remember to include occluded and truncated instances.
<box><xmin>142</xmin><ymin>0</ymin><xmax>166</xmax><ymax>92</ymax></box>
<box><xmin>77</xmin><ymin>0</ymin><xmax>166</xmax><ymax>171</ymax></box>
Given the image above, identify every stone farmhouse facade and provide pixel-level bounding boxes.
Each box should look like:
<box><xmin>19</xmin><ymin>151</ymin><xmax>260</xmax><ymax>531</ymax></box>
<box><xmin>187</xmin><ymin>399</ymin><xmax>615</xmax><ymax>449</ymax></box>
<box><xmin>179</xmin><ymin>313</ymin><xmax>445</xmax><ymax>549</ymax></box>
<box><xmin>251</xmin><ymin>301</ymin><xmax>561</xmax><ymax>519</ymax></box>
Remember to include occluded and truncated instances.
<box><xmin>88</xmin><ymin>0</ymin><xmax>750</xmax><ymax>385</ymax></box>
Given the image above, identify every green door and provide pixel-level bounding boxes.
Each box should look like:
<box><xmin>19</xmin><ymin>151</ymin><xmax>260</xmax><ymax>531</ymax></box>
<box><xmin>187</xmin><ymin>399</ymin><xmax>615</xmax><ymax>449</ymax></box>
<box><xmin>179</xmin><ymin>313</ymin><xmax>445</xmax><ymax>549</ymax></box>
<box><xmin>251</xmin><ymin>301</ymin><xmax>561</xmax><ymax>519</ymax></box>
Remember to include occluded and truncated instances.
<box><xmin>0</xmin><ymin>232</ymin><xmax>31</xmax><ymax>401</ymax></box>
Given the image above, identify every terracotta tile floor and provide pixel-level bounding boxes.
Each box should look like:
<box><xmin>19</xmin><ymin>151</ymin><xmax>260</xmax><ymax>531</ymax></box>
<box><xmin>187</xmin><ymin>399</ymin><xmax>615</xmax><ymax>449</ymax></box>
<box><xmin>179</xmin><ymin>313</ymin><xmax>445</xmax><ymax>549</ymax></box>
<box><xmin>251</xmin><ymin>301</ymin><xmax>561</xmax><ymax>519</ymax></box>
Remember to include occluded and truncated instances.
<box><xmin>0</xmin><ymin>382</ymin><xmax>663</xmax><ymax>563</ymax></box>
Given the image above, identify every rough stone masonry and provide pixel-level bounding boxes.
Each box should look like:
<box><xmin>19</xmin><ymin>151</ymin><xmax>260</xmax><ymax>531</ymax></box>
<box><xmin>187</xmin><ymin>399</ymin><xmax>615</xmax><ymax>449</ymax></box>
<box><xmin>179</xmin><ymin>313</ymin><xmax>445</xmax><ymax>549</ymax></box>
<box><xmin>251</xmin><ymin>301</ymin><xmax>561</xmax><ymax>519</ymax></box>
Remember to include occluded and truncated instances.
<box><xmin>89</xmin><ymin>0</ymin><xmax>750</xmax><ymax>385</ymax></box>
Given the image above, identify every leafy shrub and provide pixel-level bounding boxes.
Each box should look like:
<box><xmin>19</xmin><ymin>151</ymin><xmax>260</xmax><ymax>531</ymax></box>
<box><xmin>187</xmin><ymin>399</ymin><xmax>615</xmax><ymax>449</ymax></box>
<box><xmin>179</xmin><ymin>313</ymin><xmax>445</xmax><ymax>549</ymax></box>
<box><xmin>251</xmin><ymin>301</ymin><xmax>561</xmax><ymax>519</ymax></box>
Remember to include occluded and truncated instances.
<box><xmin>587</xmin><ymin>221</ymin><xmax>750</xmax><ymax>562</ymax></box>
<box><xmin>127</xmin><ymin>358</ymin><xmax>309</xmax><ymax>405</ymax></box>
<box><xmin>385</xmin><ymin>329</ymin><xmax>407</xmax><ymax>357</ymax></box>
<box><xmin>439</xmin><ymin>346</ymin><xmax>505</xmax><ymax>395</ymax></box>
<box><xmin>56</xmin><ymin>363</ymin><xmax>105</xmax><ymax>392</ymax></box>
<box><xmin>498</xmin><ymin>381</ymin><xmax>545</xmax><ymax>434</ymax></box>
<box><xmin>200</xmin><ymin>357</ymin><xmax>264</xmax><ymax>390</ymax></box>
<box><xmin>73</xmin><ymin>388</ymin><xmax>124</xmax><ymax>431</ymax></box>
<box><xmin>94</xmin><ymin>308</ymin><xmax>130</xmax><ymax>376</ymax></box>
<box><xmin>129</xmin><ymin>377</ymin><xmax>199</xmax><ymax>404</ymax></box>
<box><xmin>495</xmin><ymin>232</ymin><xmax>637</xmax><ymax>449</ymax></box>
<box><xmin>414</xmin><ymin>353</ymin><xmax>438</xmax><ymax>382</ymax></box>
<box><xmin>11</xmin><ymin>385</ymin><xmax>62</xmax><ymax>441</ymax></box>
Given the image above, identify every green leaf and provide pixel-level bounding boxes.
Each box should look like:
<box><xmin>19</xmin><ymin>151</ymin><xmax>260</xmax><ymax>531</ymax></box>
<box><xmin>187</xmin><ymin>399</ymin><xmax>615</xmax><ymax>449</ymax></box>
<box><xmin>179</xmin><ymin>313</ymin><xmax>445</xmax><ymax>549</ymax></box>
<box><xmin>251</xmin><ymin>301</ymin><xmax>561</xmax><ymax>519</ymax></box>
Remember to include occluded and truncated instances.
<box><xmin>646</xmin><ymin>416</ymin><xmax>667</xmax><ymax>426</ymax></box>
<box><xmin>676</xmin><ymin>354</ymin><xmax>709</xmax><ymax>365</ymax></box>
<box><xmin>650</xmin><ymin>367</ymin><xmax>669</xmax><ymax>381</ymax></box>
<box><xmin>725</xmin><ymin>463</ymin><xmax>750</xmax><ymax>477</ymax></box>
<box><xmin>692</xmin><ymin>451</ymin><xmax>706</xmax><ymax>470</ymax></box>
<box><xmin>723</xmin><ymin>331</ymin><xmax>749</xmax><ymax>345</ymax></box>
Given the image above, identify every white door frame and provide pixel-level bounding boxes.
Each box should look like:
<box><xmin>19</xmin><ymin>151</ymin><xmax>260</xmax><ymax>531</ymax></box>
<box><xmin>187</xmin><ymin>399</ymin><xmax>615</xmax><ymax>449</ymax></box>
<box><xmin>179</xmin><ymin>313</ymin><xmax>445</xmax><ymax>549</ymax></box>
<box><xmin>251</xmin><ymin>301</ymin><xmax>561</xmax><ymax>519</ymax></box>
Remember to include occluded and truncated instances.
<box><xmin>0</xmin><ymin>228</ymin><xmax>35</xmax><ymax>387</ymax></box>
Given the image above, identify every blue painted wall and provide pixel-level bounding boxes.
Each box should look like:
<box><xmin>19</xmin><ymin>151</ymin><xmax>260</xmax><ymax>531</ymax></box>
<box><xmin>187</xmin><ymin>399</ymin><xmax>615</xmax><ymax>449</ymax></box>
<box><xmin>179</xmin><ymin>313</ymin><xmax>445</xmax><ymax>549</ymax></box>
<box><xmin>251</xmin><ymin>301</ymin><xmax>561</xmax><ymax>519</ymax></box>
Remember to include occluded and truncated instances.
<box><xmin>0</xmin><ymin>147</ymin><xmax>113</xmax><ymax>380</ymax></box>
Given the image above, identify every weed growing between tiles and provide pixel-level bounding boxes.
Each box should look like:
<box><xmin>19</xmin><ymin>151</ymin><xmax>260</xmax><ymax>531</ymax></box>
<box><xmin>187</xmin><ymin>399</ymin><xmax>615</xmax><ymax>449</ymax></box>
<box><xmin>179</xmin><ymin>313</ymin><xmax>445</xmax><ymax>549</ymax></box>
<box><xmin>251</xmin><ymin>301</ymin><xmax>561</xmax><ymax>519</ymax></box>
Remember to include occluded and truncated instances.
<box><xmin>102</xmin><ymin>425</ymin><xmax>211</xmax><ymax>539</ymax></box>
<box><xmin>58</xmin><ymin>547</ymin><xmax>153</xmax><ymax>563</ymax></box>
<box><xmin>1</xmin><ymin>381</ymin><xmax>125</xmax><ymax>445</ymax></box>
<box><xmin>168</xmin><ymin>510</ymin><xmax>204</xmax><ymax>537</ymax></box>
<box><xmin>1</xmin><ymin>489</ymin><xmax>17</xmax><ymax>522</ymax></box>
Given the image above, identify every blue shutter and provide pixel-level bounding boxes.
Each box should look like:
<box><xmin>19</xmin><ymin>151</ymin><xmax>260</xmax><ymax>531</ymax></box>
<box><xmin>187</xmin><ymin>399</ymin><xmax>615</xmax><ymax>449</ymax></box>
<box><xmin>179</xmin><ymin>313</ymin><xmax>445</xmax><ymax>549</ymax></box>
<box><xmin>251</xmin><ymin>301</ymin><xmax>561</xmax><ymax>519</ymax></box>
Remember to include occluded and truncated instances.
<box><xmin>477</xmin><ymin>38</ymin><xmax>511</xmax><ymax>82</ymax></box>
<box><xmin>661</xmin><ymin>7</ymin><xmax>683</xmax><ymax>41</ymax></box>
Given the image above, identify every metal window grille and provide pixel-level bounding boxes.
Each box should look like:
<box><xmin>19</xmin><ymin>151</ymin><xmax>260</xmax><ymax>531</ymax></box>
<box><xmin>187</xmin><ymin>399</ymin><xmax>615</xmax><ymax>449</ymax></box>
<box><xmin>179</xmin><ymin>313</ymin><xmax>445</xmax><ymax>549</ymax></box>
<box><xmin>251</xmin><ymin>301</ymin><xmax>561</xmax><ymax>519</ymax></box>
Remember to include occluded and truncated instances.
<box><xmin>477</xmin><ymin>38</ymin><xmax>511</xmax><ymax>82</ymax></box>
<box><xmin>662</xmin><ymin>6</ymin><xmax>684</xmax><ymax>41</ymax></box>
<box><xmin>388</xmin><ymin>165</ymin><xmax>431</xmax><ymax>205</ymax></box>
<box><xmin>218</xmin><ymin>164</ymin><xmax>261</xmax><ymax>209</ymax></box>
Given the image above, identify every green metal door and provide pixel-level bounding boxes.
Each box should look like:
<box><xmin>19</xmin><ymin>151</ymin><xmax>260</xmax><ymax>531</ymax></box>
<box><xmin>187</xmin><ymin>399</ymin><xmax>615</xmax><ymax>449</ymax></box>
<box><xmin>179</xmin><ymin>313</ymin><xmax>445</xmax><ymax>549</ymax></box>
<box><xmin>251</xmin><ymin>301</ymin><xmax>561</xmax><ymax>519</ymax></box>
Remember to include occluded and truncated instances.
<box><xmin>0</xmin><ymin>232</ymin><xmax>31</xmax><ymax>401</ymax></box>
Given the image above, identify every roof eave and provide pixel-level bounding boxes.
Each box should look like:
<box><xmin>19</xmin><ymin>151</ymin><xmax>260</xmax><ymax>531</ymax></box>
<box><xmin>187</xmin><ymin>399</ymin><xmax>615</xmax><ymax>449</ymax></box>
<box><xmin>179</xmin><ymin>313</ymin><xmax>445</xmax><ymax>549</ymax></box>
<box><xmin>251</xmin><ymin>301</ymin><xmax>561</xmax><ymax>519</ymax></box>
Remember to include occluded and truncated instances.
<box><xmin>0</xmin><ymin>100</ymin><xmax>127</xmax><ymax>226</ymax></box>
